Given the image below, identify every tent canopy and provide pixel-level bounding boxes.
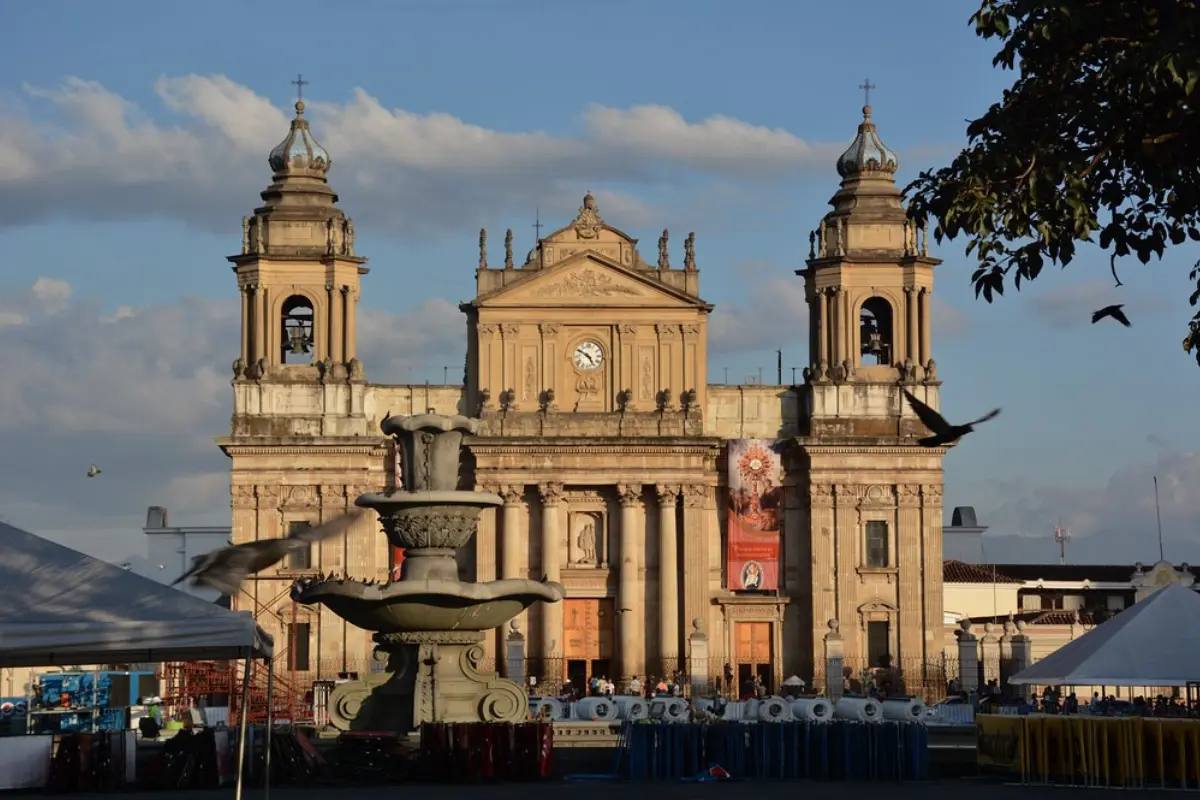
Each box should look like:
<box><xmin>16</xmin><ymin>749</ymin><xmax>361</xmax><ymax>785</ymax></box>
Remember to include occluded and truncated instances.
<box><xmin>0</xmin><ymin>521</ymin><xmax>273</xmax><ymax>667</ymax></box>
<box><xmin>1010</xmin><ymin>582</ymin><xmax>1200</xmax><ymax>687</ymax></box>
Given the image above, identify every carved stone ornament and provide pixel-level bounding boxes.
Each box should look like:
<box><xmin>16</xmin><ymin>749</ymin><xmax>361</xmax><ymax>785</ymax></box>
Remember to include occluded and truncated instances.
<box><xmin>572</xmin><ymin>192</ymin><xmax>605</xmax><ymax>239</ymax></box>
<box><xmin>321</xmin><ymin>485</ymin><xmax>345</xmax><ymax>505</ymax></box>
<box><xmin>539</xmin><ymin>482</ymin><xmax>565</xmax><ymax>506</ymax></box>
<box><xmin>539</xmin><ymin>323</ymin><xmax>562</xmax><ymax>337</ymax></box>
<box><xmin>283</xmin><ymin>485</ymin><xmax>318</xmax><ymax>507</ymax></box>
<box><xmin>500</xmin><ymin>485</ymin><xmax>526</xmax><ymax>505</ymax></box>
<box><xmin>681</xmin><ymin>323</ymin><xmax>701</xmax><ymax>340</ymax></box>
<box><xmin>682</xmin><ymin>484</ymin><xmax>708</xmax><ymax>508</ymax></box>
<box><xmin>534</xmin><ymin>268</ymin><xmax>641</xmax><ymax>299</ymax></box>
<box><xmin>617</xmin><ymin>483</ymin><xmax>643</xmax><ymax>507</ymax></box>
<box><xmin>499</xmin><ymin>323</ymin><xmax>520</xmax><ymax>336</ymax></box>
<box><xmin>232</xmin><ymin>485</ymin><xmax>256</xmax><ymax>509</ymax></box>
<box><xmin>923</xmin><ymin>484</ymin><xmax>944</xmax><ymax>504</ymax></box>
<box><xmin>656</xmin><ymin>323</ymin><xmax>680</xmax><ymax>336</ymax></box>
<box><xmin>657</xmin><ymin>484</ymin><xmax>682</xmax><ymax>503</ymax></box>
<box><xmin>810</xmin><ymin>484</ymin><xmax>834</xmax><ymax>506</ymax></box>
<box><xmin>897</xmin><ymin>484</ymin><xmax>922</xmax><ymax>506</ymax></box>
<box><xmin>619</xmin><ymin>324</ymin><xmax>638</xmax><ymax>336</ymax></box>
<box><xmin>257</xmin><ymin>485</ymin><xmax>280</xmax><ymax>506</ymax></box>
<box><xmin>379</xmin><ymin>507</ymin><xmax>482</xmax><ymax>551</ymax></box>
<box><xmin>478</xmin><ymin>324</ymin><xmax>497</xmax><ymax>335</ymax></box>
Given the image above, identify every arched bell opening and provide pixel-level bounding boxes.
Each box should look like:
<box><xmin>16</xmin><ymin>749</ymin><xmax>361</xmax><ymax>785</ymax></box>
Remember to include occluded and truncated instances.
<box><xmin>859</xmin><ymin>297</ymin><xmax>895</xmax><ymax>366</ymax></box>
<box><xmin>281</xmin><ymin>294</ymin><xmax>316</xmax><ymax>364</ymax></box>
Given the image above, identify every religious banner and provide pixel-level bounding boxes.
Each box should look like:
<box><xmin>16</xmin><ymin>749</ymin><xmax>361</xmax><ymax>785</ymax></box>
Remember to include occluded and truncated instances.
<box><xmin>725</xmin><ymin>438</ymin><xmax>783</xmax><ymax>591</ymax></box>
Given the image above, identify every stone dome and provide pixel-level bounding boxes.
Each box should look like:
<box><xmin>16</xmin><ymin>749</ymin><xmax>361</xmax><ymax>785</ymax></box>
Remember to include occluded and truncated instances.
<box><xmin>835</xmin><ymin>106</ymin><xmax>898</xmax><ymax>179</ymax></box>
<box><xmin>268</xmin><ymin>101</ymin><xmax>331</xmax><ymax>175</ymax></box>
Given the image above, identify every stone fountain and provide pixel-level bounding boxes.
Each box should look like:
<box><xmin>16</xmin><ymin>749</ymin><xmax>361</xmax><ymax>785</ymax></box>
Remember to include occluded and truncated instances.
<box><xmin>292</xmin><ymin>414</ymin><xmax>565</xmax><ymax>732</ymax></box>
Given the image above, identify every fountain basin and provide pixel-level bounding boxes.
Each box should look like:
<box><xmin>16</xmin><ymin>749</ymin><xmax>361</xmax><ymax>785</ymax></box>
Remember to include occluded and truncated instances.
<box><xmin>292</xmin><ymin>577</ymin><xmax>565</xmax><ymax>633</ymax></box>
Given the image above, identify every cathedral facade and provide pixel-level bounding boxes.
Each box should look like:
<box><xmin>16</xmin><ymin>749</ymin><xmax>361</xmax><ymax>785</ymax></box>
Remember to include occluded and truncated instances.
<box><xmin>219</xmin><ymin>98</ymin><xmax>948</xmax><ymax>696</ymax></box>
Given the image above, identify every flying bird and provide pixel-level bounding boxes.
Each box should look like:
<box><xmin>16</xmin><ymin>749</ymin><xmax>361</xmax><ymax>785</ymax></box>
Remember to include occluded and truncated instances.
<box><xmin>86</xmin><ymin>464</ymin><xmax>102</xmax><ymax>478</ymax></box>
<box><xmin>172</xmin><ymin>510</ymin><xmax>364</xmax><ymax>596</ymax></box>
<box><xmin>902</xmin><ymin>389</ymin><xmax>1001</xmax><ymax>448</ymax></box>
<box><xmin>1092</xmin><ymin>304</ymin><xmax>1132</xmax><ymax>327</ymax></box>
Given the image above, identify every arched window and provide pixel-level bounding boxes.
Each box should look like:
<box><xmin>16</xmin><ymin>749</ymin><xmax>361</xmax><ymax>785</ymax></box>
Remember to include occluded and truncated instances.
<box><xmin>280</xmin><ymin>295</ymin><xmax>315</xmax><ymax>364</ymax></box>
<box><xmin>859</xmin><ymin>297</ymin><xmax>894</xmax><ymax>366</ymax></box>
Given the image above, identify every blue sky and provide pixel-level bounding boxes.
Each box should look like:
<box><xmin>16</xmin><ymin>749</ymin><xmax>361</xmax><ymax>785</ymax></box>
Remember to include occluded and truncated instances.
<box><xmin>1</xmin><ymin>0</ymin><xmax>1198</xmax><ymax>565</ymax></box>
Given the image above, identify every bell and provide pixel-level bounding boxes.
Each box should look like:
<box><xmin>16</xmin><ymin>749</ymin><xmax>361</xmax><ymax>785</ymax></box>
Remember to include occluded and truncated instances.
<box><xmin>287</xmin><ymin>323</ymin><xmax>311</xmax><ymax>355</ymax></box>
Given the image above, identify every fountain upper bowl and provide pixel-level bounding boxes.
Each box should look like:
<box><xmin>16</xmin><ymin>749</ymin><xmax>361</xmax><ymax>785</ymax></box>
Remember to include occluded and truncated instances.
<box><xmin>292</xmin><ymin>577</ymin><xmax>564</xmax><ymax>633</ymax></box>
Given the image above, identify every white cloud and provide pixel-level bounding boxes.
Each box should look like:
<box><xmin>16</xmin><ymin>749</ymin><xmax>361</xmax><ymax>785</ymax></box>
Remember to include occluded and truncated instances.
<box><xmin>708</xmin><ymin>261</ymin><xmax>809</xmax><ymax>357</ymax></box>
<box><xmin>0</xmin><ymin>75</ymin><xmax>840</xmax><ymax>237</ymax></box>
<box><xmin>979</xmin><ymin>444</ymin><xmax>1200</xmax><ymax>564</ymax></box>
<box><xmin>0</xmin><ymin>277</ymin><xmax>466</xmax><ymax>553</ymax></box>
<box><xmin>1026</xmin><ymin>278</ymin><xmax>1162</xmax><ymax>330</ymax></box>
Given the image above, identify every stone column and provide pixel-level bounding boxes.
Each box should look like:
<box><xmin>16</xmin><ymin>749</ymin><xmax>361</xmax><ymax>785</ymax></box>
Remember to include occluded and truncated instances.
<box><xmin>538</xmin><ymin>482</ymin><xmax>564</xmax><ymax>666</ymax></box>
<box><xmin>897</xmin><ymin>485</ymin><xmax>923</xmax><ymax>664</ymax></box>
<box><xmin>956</xmin><ymin>620</ymin><xmax>979</xmax><ymax>696</ymax></box>
<box><xmin>328</xmin><ymin>283</ymin><xmax>344</xmax><ymax>364</ymax></box>
<box><xmin>919</xmin><ymin>287</ymin><xmax>931</xmax><ymax>365</ymax></box>
<box><xmin>344</xmin><ymin>288</ymin><xmax>359</xmax><ymax>362</ymax></box>
<box><xmin>687</xmin><ymin>618</ymin><xmax>709</xmax><ymax>696</ymax></box>
<box><xmin>831</xmin><ymin>288</ymin><xmax>844</xmax><ymax>364</ymax></box>
<box><xmin>843</xmin><ymin>288</ymin><xmax>854</xmax><ymax>364</ymax></box>
<box><xmin>506</xmin><ymin>620</ymin><xmax>527</xmax><ymax>685</ymax></box>
<box><xmin>617</xmin><ymin>483</ymin><xmax>643</xmax><ymax>683</ymax></box>
<box><xmin>817</xmin><ymin>289</ymin><xmax>829</xmax><ymax>367</ymax></box>
<box><xmin>475</xmin><ymin>483</ymin><xmax>499</xmax><ymax>663</ymax></box>
<box><xmin>249</xmin><ymin>285</ymin><xmax>263</xmax><ymax>363</ymax></box>
<box><xmin>824</xmin><ymin>619</ymin><xmax>844</xmax><ymax>701</ymax></box>
<box><xmin>657</xmin><ymin>485</ymin><xmax>681</xmax><ymax>666</ymax></box>
<box><xmin>1009</xmin><ymin>620</ymin><xmax>1032</xmax><ymax>688</ymax></box>
<box><xmin>905</xmin><ymin>286</ymin><xmax>918</xmax><ymax>364</ymax></box>
<box><xmin>239</xmin><ymin>285</ymin><xmax>250</xmax><ymax>364</ymax></box>
<box><xmin>500</xmin><ymin>486</ymin><xmax>525</xmax><ymax>580</ymax></box>
<box><xmin>680</xmin><ymin>485</ymin><xmax>710</xmax><ymax>660</ymax></box>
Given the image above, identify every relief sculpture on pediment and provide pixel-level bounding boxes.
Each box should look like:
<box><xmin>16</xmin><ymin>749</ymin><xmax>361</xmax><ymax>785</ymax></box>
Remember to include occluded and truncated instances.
<box><xmin>534</xmin><ymin>268</ymin><xmax>642</xmax><ymax>299</ymax></box>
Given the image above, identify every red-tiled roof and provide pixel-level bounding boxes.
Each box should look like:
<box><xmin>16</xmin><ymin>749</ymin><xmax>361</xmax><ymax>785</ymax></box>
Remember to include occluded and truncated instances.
<box><xmin>943</xmin><ymin>560</ymin><xmax>1024</xmax><ymax>584</ymax></box>
<box><xmin>961</xmin><ymin>609</ymin><xmax>1109</xmax><ymax>627</ymax></box>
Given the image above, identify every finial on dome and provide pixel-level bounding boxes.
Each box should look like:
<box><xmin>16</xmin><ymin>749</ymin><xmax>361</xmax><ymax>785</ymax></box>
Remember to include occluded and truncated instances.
<box><xmin>268</xmin><ymin>75</ymin><xmax>330</xmax><ymax>176</ymax></box>
<box><xmin>835</xmin><ymin>82</ymin><xmax>898</xmax><ymax>179</ymax></box>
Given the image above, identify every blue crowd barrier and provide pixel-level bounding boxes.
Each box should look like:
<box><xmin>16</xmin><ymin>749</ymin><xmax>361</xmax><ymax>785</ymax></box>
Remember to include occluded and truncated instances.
<box><xmin>621</xmin><ymin>721</ymin><xmax>928</xmax><ymax>782</ymax></box>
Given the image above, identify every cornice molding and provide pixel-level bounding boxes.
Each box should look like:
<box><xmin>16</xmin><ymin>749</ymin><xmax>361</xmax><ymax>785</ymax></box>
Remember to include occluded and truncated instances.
<box><xmin>219</xmin><ymin>444</ymin><xmax>389</xmax><ymax>457</ymax></box>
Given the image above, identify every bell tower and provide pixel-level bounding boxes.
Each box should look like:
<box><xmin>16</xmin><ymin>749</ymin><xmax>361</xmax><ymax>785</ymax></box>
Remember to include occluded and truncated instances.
<box><xmin>228</xmin><ymin>96</ymin><xmax>368</xmax><ymax>383</ymax></box>
<box><xmin>788</xmin><ymin>96</ymin><xmax>946</xmax><ymax>690</ymax></box>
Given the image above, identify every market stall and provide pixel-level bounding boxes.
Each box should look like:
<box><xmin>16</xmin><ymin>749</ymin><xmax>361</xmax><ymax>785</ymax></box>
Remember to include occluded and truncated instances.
<box><xmin>0</xmin><ymin>521</ymin><xmax>274</xmax><ymax>797</ymax></box>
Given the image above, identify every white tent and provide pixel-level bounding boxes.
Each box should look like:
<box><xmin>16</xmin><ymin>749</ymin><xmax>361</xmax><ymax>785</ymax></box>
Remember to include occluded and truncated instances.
<box><xmin>1010</xmin><ymin>582</ymin><xmax>1200</xmax><ymax>687</ymax></box>
<box><xmin>0</xmin><ymin>520</ymin><xmax>272</xmax><ymax>667</ymax></box>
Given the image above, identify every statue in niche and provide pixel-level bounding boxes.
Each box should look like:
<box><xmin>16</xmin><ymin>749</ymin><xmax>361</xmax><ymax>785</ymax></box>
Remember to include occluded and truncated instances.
<box><xmin>575</xmin><ymin>519</ymin><xmax>598</xmax><ymax>565</ymax></box>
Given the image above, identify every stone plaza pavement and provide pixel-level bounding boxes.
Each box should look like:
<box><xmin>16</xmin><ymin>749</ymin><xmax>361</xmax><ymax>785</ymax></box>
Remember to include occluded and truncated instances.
<box><xmin>66</xmin><ymin>781</ymin><xmax>1180</xmax><ymax>800</ymax></box>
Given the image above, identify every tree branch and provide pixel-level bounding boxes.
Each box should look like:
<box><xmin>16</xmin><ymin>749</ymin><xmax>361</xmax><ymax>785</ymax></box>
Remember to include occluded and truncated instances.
<box><xmin>1110</xmin><ymin>251</ymin><xmax>1124</xmax><ymax>288</ymax></box>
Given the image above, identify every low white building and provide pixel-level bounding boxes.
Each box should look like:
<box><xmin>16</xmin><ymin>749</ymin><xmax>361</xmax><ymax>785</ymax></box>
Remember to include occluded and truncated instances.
<box><xmin>143</xmin><ymin>506</ymin><xmax>230</xmax><ymax>604</ymax></box>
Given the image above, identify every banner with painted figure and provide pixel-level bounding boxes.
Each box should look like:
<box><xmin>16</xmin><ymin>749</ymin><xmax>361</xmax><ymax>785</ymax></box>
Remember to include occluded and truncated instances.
<box><xmin>726</xmin><ymin>439</ymin><xmax>783</xmax><ymax>591</ymax></box>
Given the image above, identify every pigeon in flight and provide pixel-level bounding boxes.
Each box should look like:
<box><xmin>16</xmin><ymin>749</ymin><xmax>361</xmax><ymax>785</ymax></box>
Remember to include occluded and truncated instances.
<box><xmin>1092</xmin><ymin>304</ymin><xmax>1132</xmax><ymax>327</ymax></box>
<box><xmin>172</xmin><ymin>510</ymin><xmax>364</xmax><ymax>596</ymax></box>
<box><xmin>86</xmin><ymin>464</ymin><xmax>102</xmax><ymax>478</ymax></box>
<box><xmin>902</xmin><ymin>389</ymin><xmax>1001</xmax><ymax>448</ymax></box>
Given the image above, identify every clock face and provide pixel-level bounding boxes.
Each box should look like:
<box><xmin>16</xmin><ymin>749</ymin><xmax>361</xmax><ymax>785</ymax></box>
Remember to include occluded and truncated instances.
<box><xmin>572</xmin><ymin>341</ymin><xmax>604</xmax><ymax>371</ymax></box>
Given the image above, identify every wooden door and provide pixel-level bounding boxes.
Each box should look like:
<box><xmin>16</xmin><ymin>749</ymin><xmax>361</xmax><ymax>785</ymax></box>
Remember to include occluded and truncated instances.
<box><xmin>734</xmin><ymin>622</ymin><xmax>773</xmax><ymax>695</ymax></box>
<box><xmin>563</xmin><ymin>598</ymin><xmax>614</xmax><ymax>682</ymax></box>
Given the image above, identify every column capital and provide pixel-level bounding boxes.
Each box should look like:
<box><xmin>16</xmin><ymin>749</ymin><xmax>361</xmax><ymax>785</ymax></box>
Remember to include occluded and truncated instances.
<box><xmin>681</xmin><ymin>484</ymin><xmax>708</xmax><ymax>508</ymax></box>
<box><xmin>903</xmin><ymin>285</ymin><xmax>916</xmax><ymax>295</ymax></box>
<box><xmin>617</xmin><ymin>483</ymin><xmax>643</xmax><ymax>507</ymax></box>
<box><xmin>919</xmin><ymin>286</ymin><xmax>930</xmax><ymax>296</ymax></box>
<box><xmin>500</xmin><ymin>485</ymin><xmax>526</xmax><ymax>506</ymax></box>
<box><xmin>656</xmin><ymin>484</ymin><xmax>682</xmax><ymax>503</ymax></box>
<box><xmin>538</xmin><ymin>482</ymin><xmax>564</xmax><ymax>506</ymax></box>
<box><xmin>477</xmin><ymin>481</ymin><xmax>501</xmax><ymax>495</ymax></box>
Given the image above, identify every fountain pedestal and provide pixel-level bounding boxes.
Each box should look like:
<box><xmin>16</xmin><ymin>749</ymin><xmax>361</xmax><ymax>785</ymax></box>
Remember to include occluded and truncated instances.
<box><xmin>296</xmin><ymin>414</ymin><xmax>562</xmax><ymax>733</ymax></box>
<box><xmin>327</xmin><ymin>631</ymin><xmax>528</xmax><ymax>732</ymax></box>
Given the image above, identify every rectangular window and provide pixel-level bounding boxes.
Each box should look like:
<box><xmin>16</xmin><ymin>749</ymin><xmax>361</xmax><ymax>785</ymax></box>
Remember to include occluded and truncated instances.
<box><xmin>864</xmin><ymin>521</ymin><xmax>889</xmax><ymax>568</ymax></box>
<box><xmin>287</xmin><ymin>521</ymin><xmax>313</xmax><ymax>570</ymax></box>
<box><xmin>867</xmin><ymin>620</ymin><xmax>891</xmax><ymax>668</ymax></box>
<box><xmin>287</xmin><ymin>622</ymin><xmax>311</xmax><ymax>672</ymax></box>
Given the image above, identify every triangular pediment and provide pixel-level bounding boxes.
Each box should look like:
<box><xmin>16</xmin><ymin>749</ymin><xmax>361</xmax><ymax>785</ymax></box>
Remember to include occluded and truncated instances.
<box><xmin>474</xmin><ymin>252</ymin><xmax>707</xmax><ymax>308</ymax></box>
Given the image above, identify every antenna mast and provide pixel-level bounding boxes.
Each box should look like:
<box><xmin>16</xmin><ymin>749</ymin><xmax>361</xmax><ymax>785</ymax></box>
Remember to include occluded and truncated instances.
<box><xmin>1154</xmin><ymin>476</ymin><xmax>1165</xmax><ymax>562</ymax></box>
<box><xmin>1054</xmin><ymin>522</ymin><xmax>1071</xmax><ymax>566</ymax></box>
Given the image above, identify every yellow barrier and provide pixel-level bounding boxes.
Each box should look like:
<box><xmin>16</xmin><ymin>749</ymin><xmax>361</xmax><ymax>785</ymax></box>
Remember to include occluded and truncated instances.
<box><xmin>977</xmin><ymin>715</ymin><xmax>1200</xmax><ymax>789</ymax></box>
